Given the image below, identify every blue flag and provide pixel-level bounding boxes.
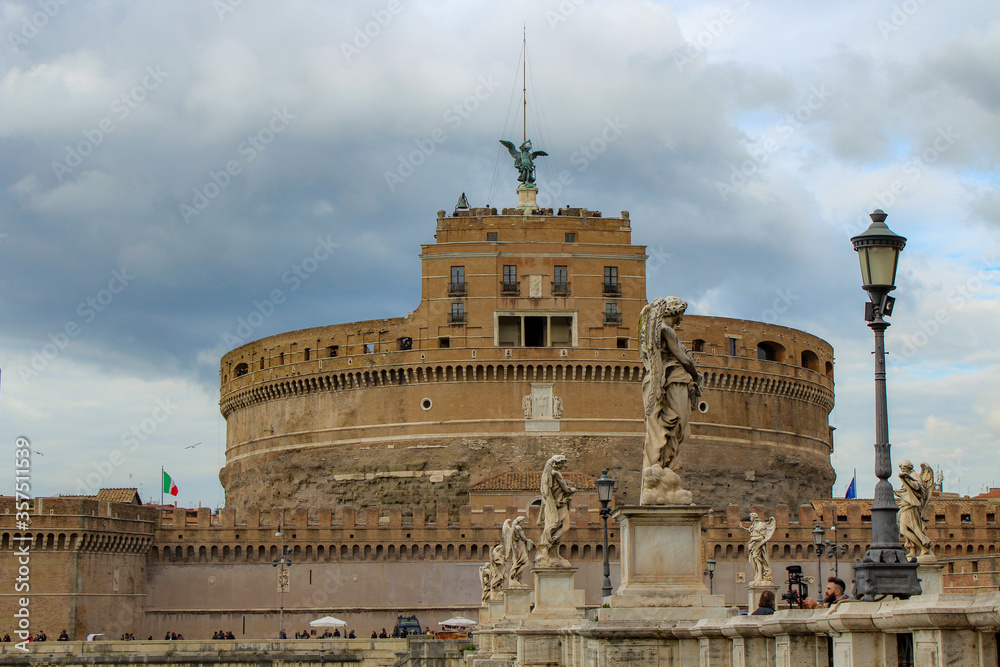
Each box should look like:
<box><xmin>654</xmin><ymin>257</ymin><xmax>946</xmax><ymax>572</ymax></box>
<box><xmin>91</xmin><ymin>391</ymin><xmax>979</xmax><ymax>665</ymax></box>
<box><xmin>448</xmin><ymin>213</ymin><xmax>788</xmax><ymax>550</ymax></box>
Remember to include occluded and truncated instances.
<box><xmin>845</xmin><ymin>471</ymin><xmax>857</xmax><ymax>499</ymax></box>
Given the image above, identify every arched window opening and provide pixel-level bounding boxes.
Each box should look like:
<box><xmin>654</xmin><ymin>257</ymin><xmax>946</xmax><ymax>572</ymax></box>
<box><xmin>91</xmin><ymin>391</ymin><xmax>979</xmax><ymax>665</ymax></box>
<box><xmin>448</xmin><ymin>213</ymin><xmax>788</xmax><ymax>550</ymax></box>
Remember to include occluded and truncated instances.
<box><xmin>756</xmin><ymin>341</ymin><xmax>786</xmax><ymax>363</ymax></box>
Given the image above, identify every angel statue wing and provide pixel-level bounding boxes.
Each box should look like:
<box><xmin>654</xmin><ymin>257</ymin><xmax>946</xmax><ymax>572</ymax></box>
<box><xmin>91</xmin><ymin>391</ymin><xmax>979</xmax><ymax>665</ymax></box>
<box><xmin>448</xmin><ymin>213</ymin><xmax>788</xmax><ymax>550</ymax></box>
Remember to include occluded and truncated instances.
<box><xmin>530</xmin><ymin>150</ymin><xmax>549</xmax><ymax>159</ymax></box>
<box><xmin>762</xmin><ymin>516</ymin><xmax>777</xmax><ymax>542</ymax></box>
<box><xmin>499</xmin><ymin>140</ymin><xmax>518</xmax><ymax>159</ymax></box>
<box><xmin>501</xmin><ymin>518</ymin><xmax>514</xmax><ymax>560</ymax></box>
<box><xmin>919</xmin><ymin>463</ymin><xmax>935</xmax><ymax>520</ymax></box>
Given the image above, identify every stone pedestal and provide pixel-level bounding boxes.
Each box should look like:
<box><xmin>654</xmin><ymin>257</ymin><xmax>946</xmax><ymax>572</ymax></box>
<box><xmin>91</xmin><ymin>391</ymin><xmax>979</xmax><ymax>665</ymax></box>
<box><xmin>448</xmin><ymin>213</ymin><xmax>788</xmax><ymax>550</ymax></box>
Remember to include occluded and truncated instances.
<box><xmin>746</xmin><ymin>579</ymin><xmax>779</xmax><ymax>614</ymax></box>
<box><xmin>917</xmin><ymin>561</ymin><xmax>946</xmax><ymax>595</ymax></box>
<box><xmin>516</xmin><ymin>184</ymin><xmax>538</xmax><ymax>212</ymax></box>
<box><xmin>502</xmin><ymin>587</ymin><xmax>532</xmax><ymax>621</ymax></box>
<box><xmin>487</xmin><ymin>599</ymin><xmax>505</xmax><ymax>623</ymax></box>
<box><xmin>602</xmin><ymin>505</ymin><xmax>730</xmax><ymax>621</ymax></box>
<box><xmin>529</xmin><ymin>566</ymin><xmax>585</xmax><ymax>620</ymax></box>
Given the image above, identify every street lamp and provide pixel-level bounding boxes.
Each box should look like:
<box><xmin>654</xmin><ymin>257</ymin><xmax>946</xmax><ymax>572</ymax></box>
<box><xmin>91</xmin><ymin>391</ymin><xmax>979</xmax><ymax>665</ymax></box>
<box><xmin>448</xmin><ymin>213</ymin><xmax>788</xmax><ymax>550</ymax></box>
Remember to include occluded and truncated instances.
<box><xmin>595</xmin><ymin>469</ymin><xmax>616</xmax><ymax>599</ymax></box>
<box><xmin>272</xmin><ymin>517</ymin><xmax>294</xmax><ymax>637</ymax></box>
<box><xmin>812</xmin><ymin>522</ymin><xmax>825</xmax><ymax>585</ymax></box>
<box><xmin>850</xmin><ymin>209</ymin><xmax>921</xmax><ymax>601</ymax></box>
<box><xmin>824</xmin><ymin>522</ymin><xmax>848</xmax><ymax>578</ymax></box>
<box><xmin>706</xmin><ymin>558</ymin><xmax>716</xmax><ymax>595</ymax></box>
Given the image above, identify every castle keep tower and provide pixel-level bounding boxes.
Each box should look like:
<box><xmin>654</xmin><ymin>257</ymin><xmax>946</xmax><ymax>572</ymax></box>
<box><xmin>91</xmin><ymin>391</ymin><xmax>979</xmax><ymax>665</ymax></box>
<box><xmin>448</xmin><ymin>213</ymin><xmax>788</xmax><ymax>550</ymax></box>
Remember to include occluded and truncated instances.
<box><xmin>220</xmin><ymin>201</ymin><xmax>836</xmax><ymax>513</ymax></box>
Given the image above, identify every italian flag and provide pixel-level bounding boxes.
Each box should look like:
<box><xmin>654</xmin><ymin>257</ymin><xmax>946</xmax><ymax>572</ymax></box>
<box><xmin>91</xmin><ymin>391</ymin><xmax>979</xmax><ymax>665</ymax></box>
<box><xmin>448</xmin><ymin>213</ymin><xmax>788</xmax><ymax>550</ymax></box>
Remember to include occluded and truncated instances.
<box><xmin>162</xmin><ymin>470</ymin><xmax>179</xmax><ymax>496</ymax></box>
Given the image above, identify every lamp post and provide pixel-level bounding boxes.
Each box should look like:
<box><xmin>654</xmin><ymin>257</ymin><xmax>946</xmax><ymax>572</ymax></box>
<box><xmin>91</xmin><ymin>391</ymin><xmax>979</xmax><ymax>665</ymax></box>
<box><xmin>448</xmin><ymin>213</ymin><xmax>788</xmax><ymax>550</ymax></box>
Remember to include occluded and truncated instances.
<box><xmin>850</xmin><ymin>209</ymin><xmax>921</xmax><ymax>601</ymax></box>
<box><xmin>272</xmin><ymin>517</ymin><xmax>293</xmax><ymax>637</ymax></box>
<box><xmin>706</xmin><ymin>558</ymin><xmax>716</xmax><ymax>595</ymax></box>
<box><xmin>595</xmin><ymin>469</ymin><xmax>616</xmax><ymax>599</ymax></box>
<box><xmin>824</xmin><ymin>522</ymin><xmax>848</xmax><ymax>578</ymax></box>
<box><xmin>812</xmin><ymin>522</ymin><xmax>825</xmax><ymax>585</ymax></box>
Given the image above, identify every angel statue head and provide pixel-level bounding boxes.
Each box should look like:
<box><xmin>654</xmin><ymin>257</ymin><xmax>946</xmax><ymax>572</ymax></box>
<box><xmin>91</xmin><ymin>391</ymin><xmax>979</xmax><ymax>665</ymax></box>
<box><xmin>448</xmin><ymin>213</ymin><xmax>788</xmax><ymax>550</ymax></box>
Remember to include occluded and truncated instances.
<box><xmin>749</xmin><ymin>512</ymin><xmax>759</xmax><ymax>522</ymax></box>
<box><xmin>638</xmin><ymin>296</ymin><xmax>688</xmax><ymax>365</ymax></box>
<box><xmin>899</xmin><ymin>459</ymin><xmax>914</xmax><ymax>473</ymax></box>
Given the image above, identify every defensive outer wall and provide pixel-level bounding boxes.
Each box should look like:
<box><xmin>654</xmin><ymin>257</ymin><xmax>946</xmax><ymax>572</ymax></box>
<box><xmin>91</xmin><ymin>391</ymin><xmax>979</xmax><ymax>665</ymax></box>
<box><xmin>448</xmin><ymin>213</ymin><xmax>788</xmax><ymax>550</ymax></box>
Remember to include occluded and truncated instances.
<box><xmin>219</xmin><ymin>205</ymin><xmax>836</xmax><ymax>513</ymax></box>
<box><xmin>4</xmin><ymin>493</ymin><xmax>1000</xmax><ymax>640</ymax></box>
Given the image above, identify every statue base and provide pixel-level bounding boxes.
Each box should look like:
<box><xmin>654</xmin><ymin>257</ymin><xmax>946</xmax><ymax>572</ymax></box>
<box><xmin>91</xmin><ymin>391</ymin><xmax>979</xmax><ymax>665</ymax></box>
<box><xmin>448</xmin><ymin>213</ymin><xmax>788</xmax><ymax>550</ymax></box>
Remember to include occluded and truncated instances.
<box><xmin>516</xmin><ymin>184</ymin><xmax>538</xmax><ymax>212</ymax></box>
<box><xmin>602</xmin><ymin>505</ymin><xmax>732</xmax><ymax>621</ymax></box>
<box><xmin>852</xmin><ymin>558</ymin><xmax>922</xmax><ymax>601</ymax></box>
<box><xmin>746</xmin><ymin>579</ymin><xmax>779</xmax><ymax>613</ymax></box>
<box><xmin>529</xmin><ymin>565</ymin><xmax>585</xmax><ymax>621</ymax></box>
<box><xmin>480</xmin><ymin>598</ymin><xmax>505</xmax><ymax>624</ymax></box>
<box><xmin>916</xmin><ymin>561</ymin><xmax>946</xmax><ymax>595</ymax></box>
<box><xmin>502</xmin><ymin>587</ymin><xmax>532</xmax><ymax>621</ymax></box>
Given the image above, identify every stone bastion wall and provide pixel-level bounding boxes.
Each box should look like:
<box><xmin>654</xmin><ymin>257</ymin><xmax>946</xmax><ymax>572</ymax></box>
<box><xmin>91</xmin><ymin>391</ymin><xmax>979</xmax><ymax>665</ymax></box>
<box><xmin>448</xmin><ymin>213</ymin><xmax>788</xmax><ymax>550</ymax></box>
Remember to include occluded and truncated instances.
<box><xmin>4</xmin><ymin>495</ymin><xmax>998</xmax><ymax>640</ymax></box>
<box><xmin>219</xmin><ymin>315</ymin><xmax>836</xmax><ymax>513</ymax></box>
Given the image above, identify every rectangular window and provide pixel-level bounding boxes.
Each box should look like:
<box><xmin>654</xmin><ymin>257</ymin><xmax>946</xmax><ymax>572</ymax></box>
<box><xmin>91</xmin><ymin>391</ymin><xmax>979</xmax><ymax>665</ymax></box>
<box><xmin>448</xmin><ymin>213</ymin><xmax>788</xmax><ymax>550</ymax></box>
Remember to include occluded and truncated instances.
<box><xmin>304</xmin><ymin>348</ymin><xmax>310</xmax><ymax>361</ymax></box>
<box><xmin>552</xmin><ymin>265</ymin><xmax>569</xmax><ymax>296</ymax></box>
<box><xmin>728</xmin><ymin>338</ymin><xmax>738</xmax><ymax>356</ymax></box>
<box><xmin>498</xmin><ymin>316</ymin><xmax>521</xmax><ymax>346</ymax></box>
<box><xmin>502</xmin><ymin>265</ymin><xmax>519</xmax><ymax>294</ymax></box>
<box><xmin>550</xmin><ymin>316</ymin><xmax>572</xmax><ymax>346</ymax></box>
<box><xmin>487</xmin><ymin>232</ymin><xmax>498</xmax><ymax>242</ymax></box>
<box><xmin>364</xmin><ymin>344</ymin><xmax>373</xmax><ymax>354</ymax></box>
<box><xmin>603</xmin><ymin>266</ymin><xmax>621</xmax><ymax>296</ymax></box>
<box><xmin>524</xmin><ymin>316</ymin><xmax>547</xmax><ymax>347</ymax></box>
<box><xmin>617</xmin><ymin>337</ymin><xmax>629</xmax><ymax>349</ymax></box>
<box><xmin>449</xmin><ymin>266</ymin><xmax>466</xmax><ymax>295</ymax></box>
<box><xmin>450</xmin><ymin>302</ymin><xmax>465</xmax><ymax>323</ymax></box>
<box><xmin>438</xmin><ymin>337</ymin><xmax>450</xmax><ymax>348</ymax></box>
<box><xmin>327</xmin><ymin>345</ymin><xmax>339</xmax><ymax>357</ymax></box>
<box><xmin>604</xmin><ymin>303</ymin><xmax>620</xmax><ymax>325</ymax></box>
<box><xmin>565</xmin><ymin>233</ymin><xmax>576</xmax><ymax>243</ymax></box>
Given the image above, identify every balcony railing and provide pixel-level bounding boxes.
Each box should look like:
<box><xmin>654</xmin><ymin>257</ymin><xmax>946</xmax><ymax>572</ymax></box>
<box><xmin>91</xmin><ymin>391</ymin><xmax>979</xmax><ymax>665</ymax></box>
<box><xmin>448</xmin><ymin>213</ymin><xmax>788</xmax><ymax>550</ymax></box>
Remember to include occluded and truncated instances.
<box><xmin>604</xmin><ymin>313</ymin><xmax>622</xmax><ymax>325</ymax></box>
<box><xmin>500</xmin><ymin>281</ymin><xmax>520</xmax><ymax>296</ymax></box>
<box><xmin>449</xmin><ymin>313</ymin><xmax>466</xmax><ymax>324</ymax></box>
<box><xmin>551</xmin><ymin>281</ymin><xmax>571</xmax><ymax>296</ymax></box>
<box><xmin>448</xmin><ymin>281</ymin><xmax>467</xmax><ymax>296</ymax></box>
<box><xmin>603</xmin><ymin>282</ymin><xmax>622</xmax><ymax>297</ymax></box>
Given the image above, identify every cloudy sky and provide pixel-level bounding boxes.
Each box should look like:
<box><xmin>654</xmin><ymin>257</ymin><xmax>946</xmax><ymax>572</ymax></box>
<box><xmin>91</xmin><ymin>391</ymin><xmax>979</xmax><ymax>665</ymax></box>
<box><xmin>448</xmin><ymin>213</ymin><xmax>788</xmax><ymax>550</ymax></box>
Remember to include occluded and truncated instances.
<box><xmin>1</xmin><ymin>0</ymin><xmax>997</xmax><ymax>509</ymax></box>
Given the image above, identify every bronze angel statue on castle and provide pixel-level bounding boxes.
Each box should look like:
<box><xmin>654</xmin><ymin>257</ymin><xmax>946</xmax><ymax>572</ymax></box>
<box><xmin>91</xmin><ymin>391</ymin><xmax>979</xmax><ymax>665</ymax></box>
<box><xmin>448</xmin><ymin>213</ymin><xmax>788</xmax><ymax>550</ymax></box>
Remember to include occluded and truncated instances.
<box><xmin>500</xmin><ymin>139</ymin><xmax>548</xmax><ymax>185</ymax></box>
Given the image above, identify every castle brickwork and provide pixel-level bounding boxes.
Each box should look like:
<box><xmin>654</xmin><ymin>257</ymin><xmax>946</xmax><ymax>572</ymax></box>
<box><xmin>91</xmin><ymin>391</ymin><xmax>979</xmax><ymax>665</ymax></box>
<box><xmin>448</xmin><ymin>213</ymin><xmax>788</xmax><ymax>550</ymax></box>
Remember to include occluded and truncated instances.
<box><xmin>219</xmin><ymin>206</ymin><xmax>836</xmax><ymax>513</ymax></box>
<box><xmin>0</xmin><ymin>496</ymin><xmax>156</xmax><ymax>640</ymax></box>
<box><xmin>5</xmin><ymin>492</ymin><xmax>1000</xmax><ymax>638</ymax></box>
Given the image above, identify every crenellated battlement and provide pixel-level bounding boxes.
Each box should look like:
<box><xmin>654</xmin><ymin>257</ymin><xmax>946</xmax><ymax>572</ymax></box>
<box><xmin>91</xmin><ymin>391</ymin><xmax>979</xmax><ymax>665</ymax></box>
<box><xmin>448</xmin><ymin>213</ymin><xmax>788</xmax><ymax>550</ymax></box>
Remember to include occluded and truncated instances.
<box><xmin>148</xmin><ymin>502</ymin><xmax>614</xmax><ymax>567</ymax></box>
<box><xmin>0</xmin><ymin>496</ymin><xmax>157</xmax><ymax>554</ymax></box>
<box><xmin>155</xmin><ymin>502</ymin><xmax>605</xmax><ymax>531</ymax></box>
<box><xmin>702</xmin><ymin>496</ymin><xmax>1000</xmax><ymax>567</ymax></box>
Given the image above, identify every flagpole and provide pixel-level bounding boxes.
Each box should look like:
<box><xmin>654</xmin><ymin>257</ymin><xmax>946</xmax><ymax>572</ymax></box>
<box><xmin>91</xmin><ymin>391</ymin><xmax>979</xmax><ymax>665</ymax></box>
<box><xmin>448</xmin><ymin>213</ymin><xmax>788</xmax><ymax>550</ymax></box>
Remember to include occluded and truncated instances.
<box><xmin>161</xmin><ymin>466</ymin><xmax>164</xmax><ymax>508</ymax></box>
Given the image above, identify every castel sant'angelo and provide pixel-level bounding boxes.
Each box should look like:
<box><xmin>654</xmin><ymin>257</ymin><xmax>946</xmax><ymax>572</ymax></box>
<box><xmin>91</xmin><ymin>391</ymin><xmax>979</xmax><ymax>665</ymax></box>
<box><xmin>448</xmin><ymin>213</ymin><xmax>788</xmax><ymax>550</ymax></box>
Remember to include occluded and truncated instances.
<box><xmin>6</xmin><ymin>147</ymin><xmax>1000</xmax><ymax>643</ymax></box>
<box><xmin>218</xmin><ymin>183</ymin><xmax>836</xmax><ymax>516</ymax></box>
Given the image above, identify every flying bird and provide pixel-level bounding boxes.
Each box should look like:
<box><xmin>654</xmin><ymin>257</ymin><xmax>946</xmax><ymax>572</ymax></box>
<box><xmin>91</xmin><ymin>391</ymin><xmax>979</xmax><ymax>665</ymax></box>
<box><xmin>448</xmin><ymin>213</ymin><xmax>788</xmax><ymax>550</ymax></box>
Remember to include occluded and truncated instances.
<box><xmin>184</xmin><ymin>442</ymin><xmax>201</xmax><ymax>449</ymax></box>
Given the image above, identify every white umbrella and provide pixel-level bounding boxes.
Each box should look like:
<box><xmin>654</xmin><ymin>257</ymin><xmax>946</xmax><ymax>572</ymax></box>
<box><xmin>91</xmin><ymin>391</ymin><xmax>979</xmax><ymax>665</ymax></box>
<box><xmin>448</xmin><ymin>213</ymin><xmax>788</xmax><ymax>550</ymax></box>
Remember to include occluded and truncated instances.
<box><xmin>86</xmin><ymin>633</ymin><xmax>104</xmax><ymax>641</ymax></box>
<box><xmin>309</xmin><ymin>616</ymin><xmax>347</xmax><ymax>627</ymax></box>
<box><xmin>438</xmin><ymin>617</ymin><xmax>477</xmax><ymax>627</ymax></box>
